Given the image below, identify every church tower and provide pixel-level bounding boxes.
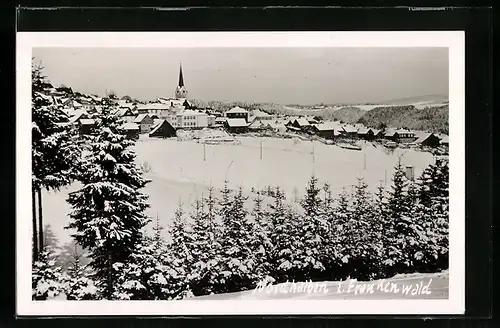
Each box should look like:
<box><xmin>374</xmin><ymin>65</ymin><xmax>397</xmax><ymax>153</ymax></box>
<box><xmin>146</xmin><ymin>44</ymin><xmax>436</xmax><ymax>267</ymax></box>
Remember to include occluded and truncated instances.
<box><xmin>175</xmin><ymin>64</ymin><xmax>188</xmax><ymax>99</ymax></box>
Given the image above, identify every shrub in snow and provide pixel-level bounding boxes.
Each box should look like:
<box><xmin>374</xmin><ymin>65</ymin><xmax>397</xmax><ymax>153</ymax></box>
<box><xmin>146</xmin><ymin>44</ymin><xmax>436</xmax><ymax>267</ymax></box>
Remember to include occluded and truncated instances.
<box><xmin>113</xmin><ymin>242</ymin><xmax>171</xmax><ymax>300</ymax></box>
<box><xmin>66</xmin><ymin>106</ymin><xmax>150</xmax><ymax>299</ymax></box>
<box><xmin>62</xmin><ymin>260</ymin><xmax>97</xmax><ymax>300</ymax></box>
<box><xmin>32</xmin><ymin>249</ymin><xmax>63</xmax><ymax>300</ymax></box>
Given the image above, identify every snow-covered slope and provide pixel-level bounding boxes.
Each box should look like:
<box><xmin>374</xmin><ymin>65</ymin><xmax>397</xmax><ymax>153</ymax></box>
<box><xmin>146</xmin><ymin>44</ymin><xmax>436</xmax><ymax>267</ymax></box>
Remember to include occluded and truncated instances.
<box><xmin>42</xmin><ymin>137</ymin><xmax>434</xmax><ymax>244</ymax></box>
<box><xmin>194</xmin><ymin>271</ymin><xmax>448</xmax><ymax>300</ymax></box>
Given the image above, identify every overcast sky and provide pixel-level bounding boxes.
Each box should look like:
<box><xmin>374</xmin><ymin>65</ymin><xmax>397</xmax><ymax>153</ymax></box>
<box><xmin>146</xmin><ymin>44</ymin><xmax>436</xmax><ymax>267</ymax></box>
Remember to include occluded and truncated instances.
<box><xmin>33</xmin><ymin>47</ymin><xmax>448</xmax><ymax>105</ymax></box>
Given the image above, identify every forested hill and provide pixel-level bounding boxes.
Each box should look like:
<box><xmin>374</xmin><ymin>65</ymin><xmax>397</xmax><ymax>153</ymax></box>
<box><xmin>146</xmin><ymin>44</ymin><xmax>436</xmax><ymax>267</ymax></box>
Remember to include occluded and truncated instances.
<box><xmin>189</xmin><ymin>99</ymin><xmax>449</xmax><ymax>134</ymax></box>
<box><xmin>357</xmin><ymin>105</ymin><xmax>449</xmax><ymax>134</ymax></box>
<box><xmin>322</xmin><ymin>107</ymin><xmax>365</xmax><ymax>123</ymax></box>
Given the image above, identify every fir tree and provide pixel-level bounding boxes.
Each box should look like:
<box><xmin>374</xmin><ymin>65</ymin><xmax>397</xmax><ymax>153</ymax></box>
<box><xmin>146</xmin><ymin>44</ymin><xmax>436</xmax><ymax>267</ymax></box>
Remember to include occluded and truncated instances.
<box><xmin>298</xmin><ymin>176</ymin><xmax>326</xmax><ymax>279</ymax></box>
<box><xmin>218</xmin><ymin>186</ymin><xmax>256</xmax><ymax>293</ymax></box>
<box><xmin>249</xmin><ymin>191</ymin><xmax>272</xmax><ymax>281</ymax></box>
<box><xmin>187</xmin><ymin>198</ymin><xmax>221</xmax><ymax>296</ymax></box>
<box><xmin>414</xmin><ymin>159</ymin><xmax>450</xmax><ymax>270</ymax></box>
<box><xmin>267</xmin><ymin>186</ymin><xmax>301</xmax><ymax>283</ymax></box>
<box><xmin>348</xmin><ymin>178</ymin><xmax>382</xmax><ymax>279</ymax></box>
<box><xmin>42</xmin><ymin>224</ymin><xmax>61</xmax><ymax>260</ymax></box>
<box><xmin>165</xmin><ymin>203</ymin><xmax>194</xmax><ymax>299</ymax></box>
<box><xmin>31</xmin><ymin>60</ymin><xmax>80</xmax><ymax>260</ymax></box>
<box><xmin>383</xmin><ymin>161</ymin><xmax>414</xmax><ymax>273</ymax></box>
<box><xmin>66</xmin><ymin>106</ymin><xmax>150</xmax><ymax>299</ymax></box>
<box><xmin>202</xmin><ymin>186</ymin><xmax>219</xmax><ymax>239</ymax></box>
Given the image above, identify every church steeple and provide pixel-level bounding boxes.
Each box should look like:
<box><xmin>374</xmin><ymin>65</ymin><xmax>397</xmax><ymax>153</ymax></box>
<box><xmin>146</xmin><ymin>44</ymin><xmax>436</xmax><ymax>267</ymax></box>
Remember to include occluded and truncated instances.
<box><xmin>175</xmin><ymin>63</ymin><xmax>188</xmax><ymax>99</ymax></box>
<box><xmin>178</xmin><ymin>64</ymin><xmax>184</xmax><ymax>87</ymax></box>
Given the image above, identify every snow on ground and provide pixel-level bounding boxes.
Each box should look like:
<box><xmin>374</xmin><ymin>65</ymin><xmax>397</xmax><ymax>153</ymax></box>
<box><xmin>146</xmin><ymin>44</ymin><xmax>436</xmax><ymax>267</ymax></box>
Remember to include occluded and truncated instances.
<box><xmin>194</xmin><ymin>271</ymin><xmax>449</xmax><ymax>300</ymax></box>
<box><xmin>42</xmin><ymin>136</ymin><xmax>434</xmax><ymax>244</ymax></box>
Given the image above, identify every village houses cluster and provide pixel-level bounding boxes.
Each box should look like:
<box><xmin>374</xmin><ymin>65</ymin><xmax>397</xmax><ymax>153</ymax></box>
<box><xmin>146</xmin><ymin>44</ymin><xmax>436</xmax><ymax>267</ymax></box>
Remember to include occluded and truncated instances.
<box><xmin>37</xmin><ymin>64</ymin><xmax>449</xmax><ymax>151</ymax></box>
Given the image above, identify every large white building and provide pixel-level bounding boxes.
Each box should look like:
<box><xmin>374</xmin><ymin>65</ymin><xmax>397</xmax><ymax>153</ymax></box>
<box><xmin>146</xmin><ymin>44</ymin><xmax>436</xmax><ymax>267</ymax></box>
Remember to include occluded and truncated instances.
<box><xmin>166</xmin><ymin>110</ymin><xmax>215</xmax><ymax>129</ymax></box>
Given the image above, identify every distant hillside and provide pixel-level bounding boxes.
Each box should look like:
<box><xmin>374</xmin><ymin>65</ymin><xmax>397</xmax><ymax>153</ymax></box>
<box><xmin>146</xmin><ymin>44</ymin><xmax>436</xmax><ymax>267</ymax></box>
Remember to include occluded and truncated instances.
<box><xmin>357</xmin><ymin>105</ymin><xmax>449</xmax><ymax>134</ymax></box>
<box><xmin>191</xmin><ymin>99</ymin><xmax>285</xmax><ymax>115</ymax></box>
<box><xmin>321</xmin><ymin>107</ymin><xmax>365</xmax><ymax>124</ymax></box>
<box><xmin>380</xmin><ymin>94</ymin><xmax>448</xmax><ymax>106</ymax></box>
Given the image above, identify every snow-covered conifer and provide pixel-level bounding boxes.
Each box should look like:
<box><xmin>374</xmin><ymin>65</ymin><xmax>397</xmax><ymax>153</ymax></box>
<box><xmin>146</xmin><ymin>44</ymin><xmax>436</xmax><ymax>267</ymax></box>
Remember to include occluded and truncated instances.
<box><xmin>267</xmin><ymin>186</ymin><xmax>301</xmax><ymax>283</ymax></box>
<box><xmin>61</xmin><ymin>245</ymin><xmax>97</xmax><ymax>300</ymax></box>
<box><xmin>66</xmin><ymin>106</ymin><xmax>150</xmax><ymax>299</ymax></box>
<box><xmin>165</xmin><ymin>203</ymin><xmax>194</xmax><ymax>299</ymax></box>
<box><xmin>187</xmin><ymin>197</ymin><xmax>221</xmax><ymax>296</ymax></box>
<box><xmin>297</xmin><ymin>176</ymin><xmax>326</xmax><ymax>279</ymax></box>
<box><xmin>218</xmin><ymin>186</ymin><xmax>256</xmax><ymax>293</ymax></box>
<box><xmin>32</xmin><ymin>248</ymin><xmax>63</xmax><ymax>300</ymax></box>
<box><xmin>31</xmin><ymin>60</ymin><xmax>80</xmax><ymax>261</ymax></box>
<box><xmin>249</xmin><ymin>190</ymin><xmax>273</xmax><ymax>281</ymax></box>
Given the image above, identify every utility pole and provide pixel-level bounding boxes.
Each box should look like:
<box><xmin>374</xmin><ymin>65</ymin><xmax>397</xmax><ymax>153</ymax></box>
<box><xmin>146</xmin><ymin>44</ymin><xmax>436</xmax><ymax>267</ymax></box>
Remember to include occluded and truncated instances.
<box><xmin>312</xmin><ymin>145</ymin><xmax>315</xmax><ymax>164</ymax></box>
<box><xmin>203</xmin><ymin>142</ymin><xmax>206</xmax><ymax>161</ymax></box>
<box><xmin>260</xmin><ymin>141</ymin><xmax>263</xmax><ymax>160</ymax></box>
<box><xmin>364</xmin><ymin>153</ymin><xmax>367</xmax><ymax>170</ymax></box>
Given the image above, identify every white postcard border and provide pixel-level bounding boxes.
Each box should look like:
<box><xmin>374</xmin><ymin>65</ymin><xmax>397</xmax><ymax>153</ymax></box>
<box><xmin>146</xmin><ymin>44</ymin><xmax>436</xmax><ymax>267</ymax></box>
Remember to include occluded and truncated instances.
<box><xmin>16</xmin><ymin>31</ymin><xmax>465</xmax><ymax>316</ymax></box>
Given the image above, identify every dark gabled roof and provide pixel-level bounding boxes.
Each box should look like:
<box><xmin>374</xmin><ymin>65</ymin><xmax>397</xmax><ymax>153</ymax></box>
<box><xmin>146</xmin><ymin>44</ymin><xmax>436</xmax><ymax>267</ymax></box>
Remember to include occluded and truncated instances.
<box><xmin>134</xmin><ymin>113</ymin><xmax>151</xmax><ymax>123</ymax></box>
<box><xmin>226</xmin><ymin>118</ymin><xmax>248</xmax><ymax>128</ymax></box>
<box><xmin>414</xmin><ymin>133</ymin><xmax>435</xmax><ymax>143</ymax></box>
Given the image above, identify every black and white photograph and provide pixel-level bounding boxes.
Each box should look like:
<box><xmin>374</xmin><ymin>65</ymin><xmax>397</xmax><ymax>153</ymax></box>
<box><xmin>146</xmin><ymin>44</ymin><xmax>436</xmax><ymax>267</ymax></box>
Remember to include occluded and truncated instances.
<box><xmin>17</xmin><ymin>32</ymin><xmax>465</xmax><ymax>315</ymax></box>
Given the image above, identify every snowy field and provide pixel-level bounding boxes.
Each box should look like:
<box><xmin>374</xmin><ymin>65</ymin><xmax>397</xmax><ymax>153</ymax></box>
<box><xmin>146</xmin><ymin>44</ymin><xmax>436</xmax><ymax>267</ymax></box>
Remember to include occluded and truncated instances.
<box><xmin>195</xmin><ymin>271</ymin><xmax>449</xmax><ymax>300</ymax></box>
<box><xmin>42</xmin><ymin>136</ymin><xmax>435</xmax><ymax>244</ymax></box>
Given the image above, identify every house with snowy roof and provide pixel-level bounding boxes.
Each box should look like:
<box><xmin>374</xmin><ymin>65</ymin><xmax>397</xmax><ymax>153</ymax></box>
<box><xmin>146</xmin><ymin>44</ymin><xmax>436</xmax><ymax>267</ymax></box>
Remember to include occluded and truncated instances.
<box><xmin>394</xmin><ymin>128</ymin><xmax>416</xmax><ymax>143</ymax></box>
<box><xmin>266</xmin><ymin>122</ymin><xmax>287</xmax><ymax>133</ymax></box>
<box><xmin>137</xmin><ymin>103</ymin><xmax>173</xmax><ymax>118</ymax></box>
<box><xmin>356</xmin><ymin>127</ymin><xmax>376</xmax><ymax>140</ymax></box>
<box><xmin>311</xmin><ymin>122</ymin><xmax>342</xmax><ymax>140</ymax></box>
<box><xmin>341</xmin><ymin>124</ymin><xmax>358</xmax><ymax>136</ymax></box>
<box><xmin>225</xmin><ymin>106</ymin><xmax>249</xmax><ymax>122</ymax></box>
<box><xmin>113</xmin><ymin>107</ymin><xmax>136</xmax><ymax>123</ymax></box>
<box><xmin>289</xmin><ymin>117</ymin><xmax>311</xmax><ymax>132</ymax></box>
<box><xmin>118</xmin><ymin>122</ymin><xmax>140</xmax><ymax>140</ymax></box>
<box><xmin>383</xmin><ymin>128</ymin><xmax>398</xmax><ymax>141</ymax></box>
<box><xmin>134</xmin><ymin>114</ymin><xmax>154</xmax><ymax>134</ymax></box>
<box><xmin>68</xmin><ymin>110</ymin><xmax>90</xmax><ymax>124</ymax></box>
<box><xmin>371</xmin><ymin>129</ymin><xmax>384</xmax><ymax>139</ymax></box>
<box><xmin>149</xmin><ymin>119</ymin><xmax>177</xmax><ymax>138</ymax></box>
<box><xmin>248</xmin><ymin>119</ymin><xmax>268</xmax><ymax>131</ymax></box>
<box><xmin>77</xmin><ymin>118</ymin><xmax>96</xmax><ymax>135</ymax></box>
<box><xmin>225</xmin><ymin>118</ymin><xmax>249</xmax><ymax>134</ymax></box>
<box><xmin>214</xmin><ymin>117</ymin><xmax>227</xmax><ymax>127</ymax></box>
<box><xmin>412</xmin><ymin>132</ymin><xmax>440</xmax><ymax>147</ymax></box>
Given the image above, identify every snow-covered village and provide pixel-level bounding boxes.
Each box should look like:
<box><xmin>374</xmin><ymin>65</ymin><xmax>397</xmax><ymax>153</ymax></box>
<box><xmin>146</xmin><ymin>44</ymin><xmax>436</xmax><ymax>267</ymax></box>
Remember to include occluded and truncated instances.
<box><xmin>30</xmin><ymin>47</ymin><xmax>450</xmax><ymax>302</ymax></box>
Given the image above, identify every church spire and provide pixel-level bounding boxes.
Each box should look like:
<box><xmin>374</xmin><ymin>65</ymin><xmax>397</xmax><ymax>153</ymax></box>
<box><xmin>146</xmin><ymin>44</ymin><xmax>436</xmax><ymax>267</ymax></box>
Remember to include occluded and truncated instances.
<box><xmin>175</xmin><ymin>63</ymin><xmax>188</xmax><ymax>99</ymax></box>
<box><xmin>178</xmin><ymin>64</ymin><xmax>184</xmax><ymax>87</ymax></box>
